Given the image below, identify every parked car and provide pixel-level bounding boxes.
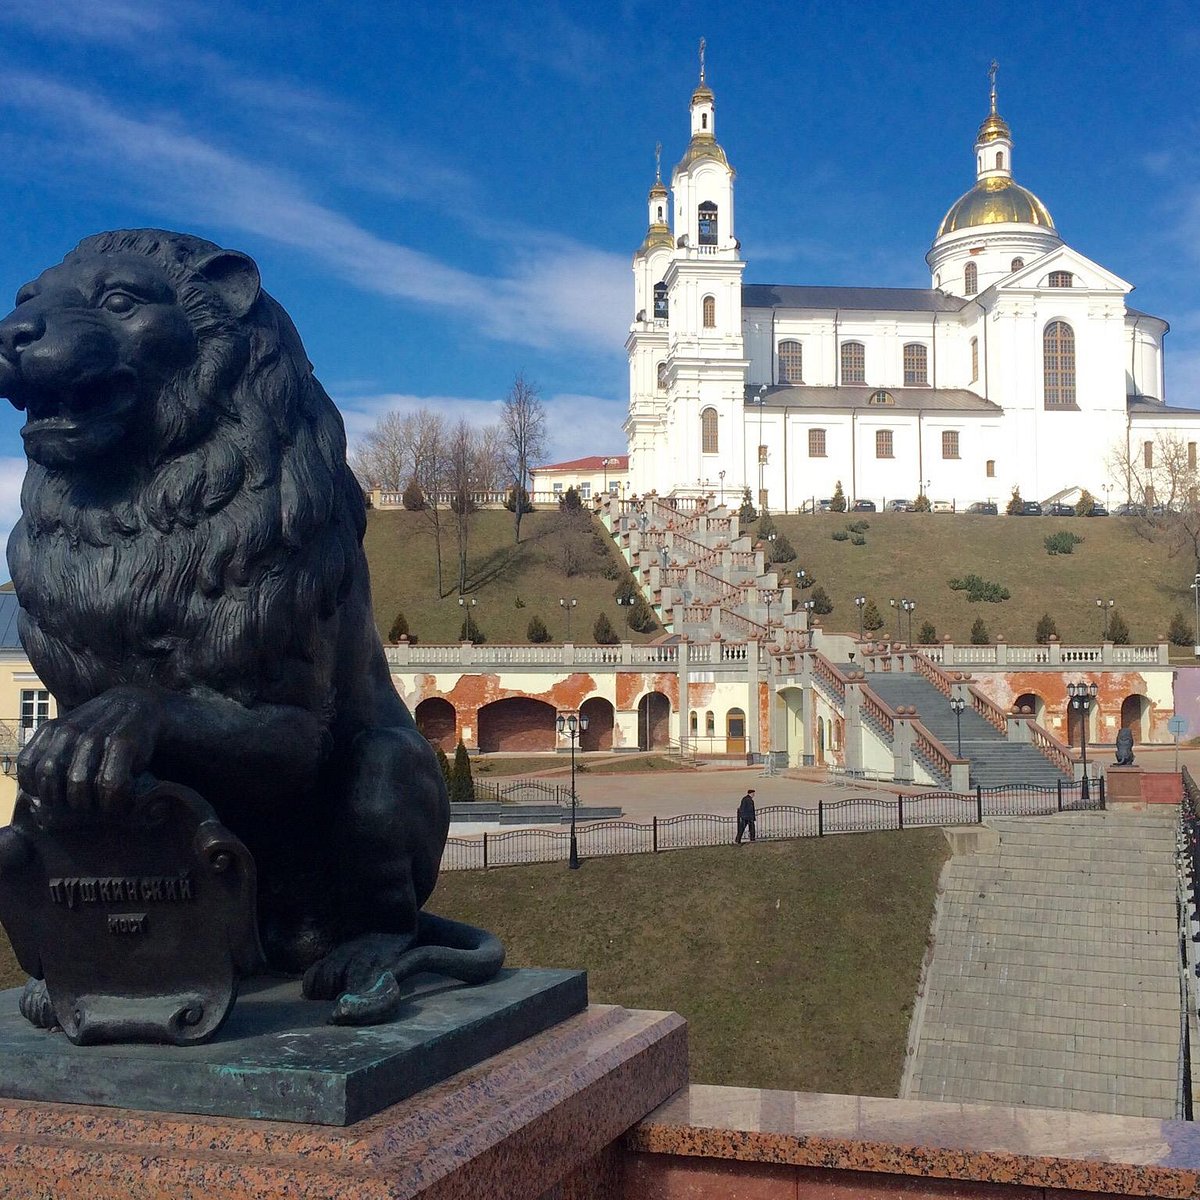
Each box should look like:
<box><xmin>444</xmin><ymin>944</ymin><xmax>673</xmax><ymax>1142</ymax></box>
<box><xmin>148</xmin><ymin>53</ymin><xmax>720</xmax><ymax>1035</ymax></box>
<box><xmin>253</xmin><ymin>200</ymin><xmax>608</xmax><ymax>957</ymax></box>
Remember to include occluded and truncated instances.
<box><xmin>965</xmin><ymin>501</ymin><xmax>998</xmax><ymax>515</ymax></box>
<box><xmin>1045</xmin><ymin>502</ymin><xmax>1076</xmax><ymax>516</ymax></box>
<box><xmin>1085</xmin><ymin>503</ymin><xmax>1108</xmax><ymax>517</ymax></box>
<box><xmin>801</xmin><ymin>498</ymin><xmax>834</xmax><ymax>513</ymax></box>
<box><xmin>1113</xmin><ymin>502</ymin><xmax>1142</xmax><ymax>516</ymax></box>
<box><xmin>850</xmin><ymin>499</ymin><xmax>877</xmax><ymax>512</ymax></box>
<box><xmin>930</xmin><ymin>499</ymin><xmax>954</xmax><ymax>513</ymax></box>
<box><xmin>1012</xmin><ymin>501</ymin><xmax>1043</xmax><ymax>516</ymax></box>
<box><xmin>885</xmin><ymin>498</ymin><xmax>912</xmax><ymax>513</ymax></box>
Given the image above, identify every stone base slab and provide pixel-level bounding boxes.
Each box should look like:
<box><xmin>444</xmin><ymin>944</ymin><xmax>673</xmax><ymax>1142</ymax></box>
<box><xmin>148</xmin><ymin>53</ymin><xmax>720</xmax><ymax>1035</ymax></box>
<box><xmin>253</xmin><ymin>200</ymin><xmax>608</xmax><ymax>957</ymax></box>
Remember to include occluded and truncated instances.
<box><xmin>0</xmin><ymin>967</ymin><xmax>587</xmax><ymax>1125</ymax></box>
<box><xmin>0</xmin><ymin>1004</ymin><xmax>686</xmax><ymax>1199</ymax></box>
<box><xmin>1106</xmin><ymin>766</ymin><xmax>1182</xmax><ymax>809</ymax></box>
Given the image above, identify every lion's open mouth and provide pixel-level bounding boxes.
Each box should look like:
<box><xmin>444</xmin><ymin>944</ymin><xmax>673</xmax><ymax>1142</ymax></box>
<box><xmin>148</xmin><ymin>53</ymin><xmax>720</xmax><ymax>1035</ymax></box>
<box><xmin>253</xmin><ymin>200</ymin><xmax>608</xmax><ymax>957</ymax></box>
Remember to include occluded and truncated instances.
<box><xmin>14</xmin><ymin>372</ymin><xmax>138</xmax><ymax>466</ymax></box>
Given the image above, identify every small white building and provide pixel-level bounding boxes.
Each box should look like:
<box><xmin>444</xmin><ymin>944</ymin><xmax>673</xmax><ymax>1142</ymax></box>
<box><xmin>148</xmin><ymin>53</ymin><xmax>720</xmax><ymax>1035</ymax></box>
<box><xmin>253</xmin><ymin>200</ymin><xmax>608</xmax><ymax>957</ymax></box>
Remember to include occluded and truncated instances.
<box><xmin>625</xmin><ymin>62</ymin><xmax>1197</xmax><ymax>510</ymax></box>
<box><xmin>528</xmin><ymin>454</ymin><xmax>630</xmax><ymax>503</ymax></box>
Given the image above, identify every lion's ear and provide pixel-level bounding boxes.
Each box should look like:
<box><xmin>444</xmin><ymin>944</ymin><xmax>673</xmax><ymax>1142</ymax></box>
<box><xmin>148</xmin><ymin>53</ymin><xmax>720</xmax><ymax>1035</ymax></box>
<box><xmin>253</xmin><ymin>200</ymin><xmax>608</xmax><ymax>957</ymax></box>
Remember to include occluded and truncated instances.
<box><xmin>195</xmin><ymin>251</ymin><xmax>261</xmax><ymax>319</ymax></box>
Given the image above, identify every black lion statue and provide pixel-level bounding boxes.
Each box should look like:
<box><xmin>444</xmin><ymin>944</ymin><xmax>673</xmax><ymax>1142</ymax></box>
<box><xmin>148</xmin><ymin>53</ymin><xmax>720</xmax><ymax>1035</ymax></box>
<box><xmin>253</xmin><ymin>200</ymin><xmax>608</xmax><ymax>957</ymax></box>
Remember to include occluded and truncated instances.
<box><xmin>0</xmin><ymin>229</ymin><xmax>502</xmax><ymax>1025</ymax></box>
<box><xmin>1115</xmin><ymin>726</ymin><xmax>1135</xmax><ymax>766</ymax></box>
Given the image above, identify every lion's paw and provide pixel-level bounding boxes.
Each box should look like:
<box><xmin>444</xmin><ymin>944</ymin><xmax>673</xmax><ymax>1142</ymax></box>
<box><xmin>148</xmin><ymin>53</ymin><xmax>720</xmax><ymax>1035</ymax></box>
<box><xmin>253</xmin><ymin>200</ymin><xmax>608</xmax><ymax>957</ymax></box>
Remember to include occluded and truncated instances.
<box><xmin>303</xmin><ymin>933</ymin><xmax>417</xmax><ymax>1026</ymax></box>
<box><xmin>18</xmin><ymin>978</ymin><xmax>58</xmax><ymax>1030</ymax></box>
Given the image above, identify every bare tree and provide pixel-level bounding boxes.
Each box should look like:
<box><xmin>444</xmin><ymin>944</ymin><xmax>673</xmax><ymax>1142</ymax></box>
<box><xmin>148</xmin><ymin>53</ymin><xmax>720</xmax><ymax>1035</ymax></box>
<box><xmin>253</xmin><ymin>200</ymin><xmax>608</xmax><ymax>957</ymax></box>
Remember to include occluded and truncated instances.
<box><xmin>474</xmin><ymin>421</ymin><xmax>508</xmax><ymax>492</ymax></box>
<box><xmin>501</xmin><ymin>373</ymin><xmax>547</xmax><ymax>543</ymax></box>
<box><xmin>409</xmin><ymin>410</ymin><xmax>450</xmax><ymax>597</ymax></box>
<box><xmin>350</xmin><ymin>410</ymin><xmax>413</xmax><ymax>490</ymax></box>
<box><xmin>1108</xmin><ymin>430</ymin><xmax>1200</xmax><ymax>569</ymax></box>
<box><xmin>446</xmin><ymin>419</ymin><xmax>481</xmax><ymax>596</ymax></box>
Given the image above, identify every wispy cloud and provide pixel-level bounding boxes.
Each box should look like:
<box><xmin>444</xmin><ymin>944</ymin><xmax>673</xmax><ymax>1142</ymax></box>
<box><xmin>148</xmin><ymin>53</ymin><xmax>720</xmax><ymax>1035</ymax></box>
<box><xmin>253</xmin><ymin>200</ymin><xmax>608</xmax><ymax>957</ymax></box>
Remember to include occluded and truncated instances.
<box><xmin>0</xmin><ymin>0</ymin><xmax>175</xmax><ymax>44</ymax></box>
<box><xmin>0</xmin><ymin>457</ymin><xmax>27</xmax><ymax>561</ymax></box>
<box><xmin>0</xmin><ymin>72</ymin><xmax>628</xmax><ymax>354</ymax></box>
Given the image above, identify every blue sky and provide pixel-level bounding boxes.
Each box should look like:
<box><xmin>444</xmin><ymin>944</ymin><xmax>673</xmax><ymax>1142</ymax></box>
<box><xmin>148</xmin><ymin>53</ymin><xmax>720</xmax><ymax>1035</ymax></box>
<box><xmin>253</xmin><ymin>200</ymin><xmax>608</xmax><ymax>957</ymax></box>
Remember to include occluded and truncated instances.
<box><xmin>0</xmin><ymin>0</ymin><xmax>1197</xmax><ymax>534</ymax></box>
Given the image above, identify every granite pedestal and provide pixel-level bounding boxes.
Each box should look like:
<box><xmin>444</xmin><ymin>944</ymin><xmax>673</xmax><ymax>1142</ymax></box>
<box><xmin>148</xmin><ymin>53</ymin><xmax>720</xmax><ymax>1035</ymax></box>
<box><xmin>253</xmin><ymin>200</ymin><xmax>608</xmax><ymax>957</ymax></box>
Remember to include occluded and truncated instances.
<box><xmin>0</xmin><ymin>967</ymin><xmax>586</xmax><ymax>1125</ymax></box>
<box><xmin>0</xmin><ymin>1003</ymin><xmax>688</xmax><ymax>1200</ymax></box>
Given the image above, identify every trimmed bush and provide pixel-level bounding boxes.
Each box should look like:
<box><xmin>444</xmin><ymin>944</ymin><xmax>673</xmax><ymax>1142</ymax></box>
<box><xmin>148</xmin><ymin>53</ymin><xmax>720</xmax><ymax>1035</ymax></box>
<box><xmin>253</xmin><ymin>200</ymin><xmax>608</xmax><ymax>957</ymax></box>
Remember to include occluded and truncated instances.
<box><xmin>831</xmin><ymin>529</ymin><xmax>850</xmax><ymax>542</ymax></box>
<box><xmin>627</xmin><ymin>595</ymin><xmax>658</xmax><ymax>633</ymax></box>
<box><xmin>918</xmin><ymin>620</ymin><xmax>938</xmax><ymax>644</ymax></box>
<box><xmin>970</xmin><ymin>616</ymin><xmax>990</xmax><ymax>645</ymax></box>
<box><xmin>1006</xmin><ymin>486</ymin><xmax>1023</xmax><ymax>516</ymax></box>
<box><xmin>559</xmin><ymin>486</ymin><xmax>584</xmax><ymax>512</ymax></box>
<box><xmin>1044</xmin><ymin>530</ymin><xmax>1084</xmax><ymax>555</ymax></box>
<box><xmin>1108</xmin><ymin>609</ymin><xmax>1130</xmax><ymax>645</ymax></box>
<box><xmin>1035</xmin><ymin>613</ymin><xmax>1059</xmax><ymax>644</ymax></box>
<box><xmin>911</xmin><ymin>493</ymin><xmax>931</xmax><ymax>513</ymax></box>
<box><xmin>847</xmin><ymin>520</ymin><xmax>870</xmax><ymax>533</ymax></box>
<box><xmin>527</xmin><ymin>615</ymin><xmax>551</xmax><ymax>643</ymax></box>
<box><xmin>738</xmin><ymin>488</ymin><xmax>757</xmax><ymax>522</ymax></box>
<box><xmin>1076</xmin><ymin>489</ymin><xmax>1096</xmax><ymax>517</ymax></box>
<box><xmin>811</xmin><ymin>586</ymin><xmax>833</xmax><ymax>615</ymax></box>
<box><xmin>1169</xmin><ymin>610</ymin><xmax>1193</xmax><ymax>647</ymax></box>
<box><xmin>756</xmin><ymin>509</ymin><xmax>778</xmax><ymax>541</ymax></box>
<box><xmin>831</xmin><ymin>481</ymin><xmax>847</xmax><ymax>513</ymax></box>
<box><xmin>459</xmin><ymin>616</ymin><xmax>485</xmax><ymax>644</ymax></box>
<box><xmin>850</xmin><ymin>533</ymin><xmax>866</xmax><ymax>546</ymax></box>
<box><xmin>449</xmin><ymin>741</ymin><xmax>475</xmax><ymax>803</ymax></box>
<box><xmin>767</xmin><ymin>532</ymin><xmax>797</xmax><ymax>562</ymax></box>
<box><xmin>402</xmin><ymin>479</ymin><xmax>425</xmax><ymax>511</ymax></box>
<box><xmin>387</xmin><ymin>610</ymin><xmax>410</xmax><ymax>643</ymax></box>
<box><xmin>504</xmin><ymin>485</ymin><xmax>533</xmax><ymax>513</ymax></box>
<box><xmin>862</xmin><ymin>600</ymin><xmax>885</xmax><ymax>632</ymax></box>
<box><xmin>593</xmin><ymin>612</ymin><xmax>620</xmax><ymax>644</ymax></box>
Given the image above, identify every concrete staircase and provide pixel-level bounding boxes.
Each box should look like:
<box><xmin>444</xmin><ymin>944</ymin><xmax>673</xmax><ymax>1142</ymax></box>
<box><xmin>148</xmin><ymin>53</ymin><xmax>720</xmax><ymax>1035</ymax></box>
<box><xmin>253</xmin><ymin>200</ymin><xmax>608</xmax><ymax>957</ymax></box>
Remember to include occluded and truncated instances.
<box><xmin>903</xmin><ymin>813</ymin><xmax>1180</xmax><ymax>1118</ymax></box>
<box><xmin>866</xmin><ymin>674</ymin><xmax>1069</xmax><ymax>788</ymax></box>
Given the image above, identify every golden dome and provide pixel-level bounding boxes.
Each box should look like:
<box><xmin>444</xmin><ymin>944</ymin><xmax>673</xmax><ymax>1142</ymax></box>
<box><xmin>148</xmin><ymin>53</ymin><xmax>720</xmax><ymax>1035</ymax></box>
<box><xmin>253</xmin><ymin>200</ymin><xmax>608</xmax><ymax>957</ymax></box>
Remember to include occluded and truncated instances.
<box><xmin>674</xmin><ymin>132</ymin><xmax>730</xmax><ymax>175</ymax></box>
<box><xmin>976</xmin><ymin>110</ymin><xmax>1011</xmax><ymax>144</ymax></box>
<box><xmin>937</xmin><ymin>176</ymin><xmax>1055</xmax><ymax>237</ymax></box>
<box><xmin>691</xmin><ymin>83</ymin><xmax>714</xmax><ymax>105</ymax></box>
<box><xmin>636</xmin><ymin>226</ymin><xmax>675</xmax><ymax>258</ymax></box>
<box><xmin>649</xmin><ymin>178</ymin><xmax>668</xmax><ymax>198</ymax></box>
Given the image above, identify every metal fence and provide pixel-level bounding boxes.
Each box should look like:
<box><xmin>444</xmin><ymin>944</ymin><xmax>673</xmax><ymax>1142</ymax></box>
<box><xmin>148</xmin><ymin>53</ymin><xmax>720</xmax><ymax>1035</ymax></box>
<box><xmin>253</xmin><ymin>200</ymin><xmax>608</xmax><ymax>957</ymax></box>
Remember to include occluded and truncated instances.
<box><xmin>441</xmin><ymin>777</ymin><xmax>1104</xmax><ymax>871</ymax></box>
<box><xmin>470</xmin><ymin>777</ymin><xmax>573</xmax><ymax>806</ymax></box>
<box><xmin>1178</xmin><ymin>768</ymin><xmax>1200</xmax><ymax>1118</ymax></box>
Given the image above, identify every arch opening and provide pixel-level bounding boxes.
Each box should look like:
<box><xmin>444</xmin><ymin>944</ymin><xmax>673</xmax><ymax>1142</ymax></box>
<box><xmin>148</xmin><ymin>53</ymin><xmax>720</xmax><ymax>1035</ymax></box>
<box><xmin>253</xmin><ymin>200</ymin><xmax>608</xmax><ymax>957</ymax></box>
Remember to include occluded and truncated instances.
<box><xmin>477</xmin><ymin>697</ymin><xmax>557</xmax><ymax>753</ymax></box>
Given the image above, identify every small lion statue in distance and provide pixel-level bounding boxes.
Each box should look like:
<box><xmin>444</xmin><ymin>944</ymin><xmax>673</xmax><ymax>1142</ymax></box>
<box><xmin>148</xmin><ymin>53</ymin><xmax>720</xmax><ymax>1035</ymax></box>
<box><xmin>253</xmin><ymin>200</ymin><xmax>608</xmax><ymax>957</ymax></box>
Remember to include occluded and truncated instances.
<box><xmin>0</xmin><ymin>229</ymin><xmax>503</xmax><ymax>1026</ymax></box>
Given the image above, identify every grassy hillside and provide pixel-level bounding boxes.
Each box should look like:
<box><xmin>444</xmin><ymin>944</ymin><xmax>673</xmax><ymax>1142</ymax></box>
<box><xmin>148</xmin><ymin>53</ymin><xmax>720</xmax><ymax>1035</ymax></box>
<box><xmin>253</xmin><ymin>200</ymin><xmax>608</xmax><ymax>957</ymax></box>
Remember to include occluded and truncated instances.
<box><xmin>432</xmin><ymin>829</ymin><xmax>947</xmax><ymax>1095</ymax></box>
<box><xmin>364</xmin><ymin>507</ymin><xmax>657</xmax><ymax>646</ymax></box>
<box><xmin>771</xmin><ymin>512</ymin><xmax>1194</xmax><ymax>646</ymax></box>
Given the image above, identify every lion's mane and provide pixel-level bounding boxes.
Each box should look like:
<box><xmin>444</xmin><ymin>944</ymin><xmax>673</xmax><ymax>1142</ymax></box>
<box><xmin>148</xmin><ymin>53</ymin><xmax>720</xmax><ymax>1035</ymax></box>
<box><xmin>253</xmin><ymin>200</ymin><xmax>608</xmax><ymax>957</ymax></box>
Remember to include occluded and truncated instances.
<box><xmin>8</xmin><ymin>230</ymin><xmax>366</xmax><ymax>715</ymax></box>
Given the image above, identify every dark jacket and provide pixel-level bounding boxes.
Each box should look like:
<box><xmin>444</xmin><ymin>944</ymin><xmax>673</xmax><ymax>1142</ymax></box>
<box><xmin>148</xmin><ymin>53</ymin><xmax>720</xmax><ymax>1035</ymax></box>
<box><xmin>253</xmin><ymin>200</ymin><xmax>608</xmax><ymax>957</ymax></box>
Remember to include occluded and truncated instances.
<box><xmin>737</xmin><ymin>793</ymin><xmax>756</xmax><ymax>820</ymax></box>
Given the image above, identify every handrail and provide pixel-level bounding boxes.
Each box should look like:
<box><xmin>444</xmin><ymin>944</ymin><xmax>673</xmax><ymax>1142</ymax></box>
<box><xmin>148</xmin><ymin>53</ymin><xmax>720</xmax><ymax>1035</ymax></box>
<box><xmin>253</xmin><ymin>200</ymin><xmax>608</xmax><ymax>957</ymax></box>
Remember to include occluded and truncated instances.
<box><xmin>810</xmin><ymin>651</ymin><xmax>847</xmax><ymax>702</ymax></box>
<box><xmin>1027</xmin><ymin>720</ymin><xmax>1075</xmax><ymax>775</ymax></box>
<box><xmin>722</xmin><ymin>610</ymin><xmax>770</xmax><ymax>639</ymax></box>
<box><xmin>912</xmin><ymin>651</ymin><xmax>1010</xmax><ymax>737</ymax></box>
<box><xmin>911</xmin><ymin>651</ymin><xmax>953</xmax><ymax>697</ymax></box>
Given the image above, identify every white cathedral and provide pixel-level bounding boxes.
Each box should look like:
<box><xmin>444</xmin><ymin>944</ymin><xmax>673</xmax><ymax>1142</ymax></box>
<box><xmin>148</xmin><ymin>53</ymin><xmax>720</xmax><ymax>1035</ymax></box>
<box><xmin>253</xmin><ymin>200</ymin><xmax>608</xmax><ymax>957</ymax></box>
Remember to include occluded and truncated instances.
<box><xmin>624</xmin><ymin>60</ymin><xmax>1197</xmax><ymax>511</ymax></box>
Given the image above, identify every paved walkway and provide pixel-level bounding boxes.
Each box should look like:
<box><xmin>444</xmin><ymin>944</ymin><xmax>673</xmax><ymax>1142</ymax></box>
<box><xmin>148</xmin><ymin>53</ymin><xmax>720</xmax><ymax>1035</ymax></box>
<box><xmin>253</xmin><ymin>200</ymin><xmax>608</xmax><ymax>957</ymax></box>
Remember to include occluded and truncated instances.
<box><xmin>902</xmin><ymin>811</ymin><xmax>1180</xmax><ymax>1118</ymax></box>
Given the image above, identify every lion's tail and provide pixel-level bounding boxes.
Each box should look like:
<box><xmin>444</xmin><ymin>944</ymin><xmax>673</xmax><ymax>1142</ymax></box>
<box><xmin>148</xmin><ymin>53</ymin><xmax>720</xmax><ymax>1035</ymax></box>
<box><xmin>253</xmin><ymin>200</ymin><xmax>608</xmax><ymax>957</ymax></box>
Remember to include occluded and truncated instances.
<box><xmin>328</xmin><ymin>913</ymin><xmax>505</xmax><ymax>1026</ymax></box>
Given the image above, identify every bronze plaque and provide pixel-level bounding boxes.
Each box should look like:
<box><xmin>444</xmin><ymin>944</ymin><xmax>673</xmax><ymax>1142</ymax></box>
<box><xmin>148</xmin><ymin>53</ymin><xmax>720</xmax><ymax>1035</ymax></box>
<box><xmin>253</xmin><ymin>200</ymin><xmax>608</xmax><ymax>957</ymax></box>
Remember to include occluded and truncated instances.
<box><xmin>0</xmin><ymin>780</ymin><xmax>262</xmax><ymax>1045</ymax></box>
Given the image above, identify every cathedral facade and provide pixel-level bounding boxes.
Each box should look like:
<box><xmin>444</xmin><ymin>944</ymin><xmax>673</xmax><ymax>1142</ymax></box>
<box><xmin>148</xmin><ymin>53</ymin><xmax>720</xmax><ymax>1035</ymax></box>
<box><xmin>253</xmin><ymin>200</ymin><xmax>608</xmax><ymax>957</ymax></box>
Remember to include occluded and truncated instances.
<box><xmin>624</xmin><ymin>65</ymin><xmax>1195</xmax><ymax>511</ymax></box>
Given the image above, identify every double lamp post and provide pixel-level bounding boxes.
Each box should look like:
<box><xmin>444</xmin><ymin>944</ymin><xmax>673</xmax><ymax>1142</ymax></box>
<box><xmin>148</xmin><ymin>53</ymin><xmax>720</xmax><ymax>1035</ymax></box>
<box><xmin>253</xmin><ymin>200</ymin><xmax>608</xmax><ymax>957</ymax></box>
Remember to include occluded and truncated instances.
<box><xmin>556</xmin><ymin>712</ymin><xmax>589</xmax><ymax>869</ymax></box>
<box><xmin>1066</xmin><ymin>680</ymin><xmax>1098</xmax><ymax>800</ymax></box>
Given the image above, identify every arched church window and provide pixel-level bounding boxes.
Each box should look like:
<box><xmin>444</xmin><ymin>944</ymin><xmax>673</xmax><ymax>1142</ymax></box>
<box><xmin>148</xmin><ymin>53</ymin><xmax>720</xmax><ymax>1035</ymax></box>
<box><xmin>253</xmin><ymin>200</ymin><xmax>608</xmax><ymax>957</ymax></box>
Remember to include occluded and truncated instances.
<box><xmin>868</xmin><ymin>390</ymin><xmax>894</xmax><ymax>406</ymax></box>
<box><xmin>701</xmin><ymin>407</ymin><xmax>719</xmax><ymax>454</ymax></box>
<box><xmin>657</xmin><ymin>205</ymin><xmax>663</xmax><ymax>221</ymax></box>
<box><xmin>1043</xmin><ymin>321</ymin><xmax>1076</xmax><ymax>407</ymax></box>
<box><xmin>656</xmin><ymin>361</ymin><xmax>667</xmax><ymax>391</ymax></box>
<box><xmin>702</xmin><ymin>113</ymin><xmax>708</xmax><ymax>130</ymax></box>
<box><xmin>903</xmin><ymin>343</ymin><xmax>928</xmax><ymax>386</ymax></box>
<box><xmin>778</xmin><ymin>340</ymin><xmax>803</xmax><ymax>383</ymax></box>
<box><xmin>653</xmin><ymin>281</ymin><xmax>668</xmax><ymax>320</ymax></box>
<box><xmin>698</xmin><ymin>202</ymin><xmax>718</xmax><ymax>246</ymax></box>
<box><xmin>970</xmin><ymin>337</ymin><xmax>979</xmax><ymax>382</ymax></box>
<box><xmin>840</xmin><ymin>341</ymin><xmax>865</xmax><ymax>384</ymax></box>
<box><xmin>1049</xmin><ymin>271</ymin><xmax>1073</xmax><ymax>288</ymax></box>
<box><xmin>964</xmin><ymin>261</ymin><xmax>978</xmax><ymax>296</ymax></box>
<box><xmin>875</xmin><ymin>429</ymin><xmax>894</xmax><ymax>458</ymax></box>
<box><xmin>996</xmin><ymin>151</ymin><xmax>1004</xmax><ymax>170</ymax></box>
<box><xmin>1011</xmin><ymin>257</ymin><xmax>1024</xmax><ymax>272</ymax></box>
<box><xmin>703</xmin><ymin>295</ymin><xmax>716</xmax><ymax>328</ymax></box>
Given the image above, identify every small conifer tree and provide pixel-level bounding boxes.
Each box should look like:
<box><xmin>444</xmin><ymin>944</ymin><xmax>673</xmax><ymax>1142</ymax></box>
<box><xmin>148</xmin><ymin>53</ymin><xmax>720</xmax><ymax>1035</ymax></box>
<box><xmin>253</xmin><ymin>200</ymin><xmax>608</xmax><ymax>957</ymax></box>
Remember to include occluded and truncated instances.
<box><xmin>435</xmin><ymin>746</ymin><xmax>453</xmax><ymax>790</ymax></box>
<box><xmin>862</xmin><ymin>599</ymin><xmax>885</xmax><ymax>632</ymax></box>
<box><xmin>1108</xmin><ymin>609</ymin><xmax>1130</xmax><ymax>645</ymax></box>
<box><xmin>593</xmin><ymin>612</ymin><xmax>620</xmax><ymax>644</ymax></box>
<box><xmin>831</xmin><ymin>481</ymin><xmax>847</xmax><ymax>513</ymax></box>
<box><xmin>756</xmin><ymin>509</ymin><xmax>777</xmax><ymax>540</ymax></box>
<box><xmin>459</xmin><ymin>616</ymin><xmax>485</xmax><ymax>644</ymax></box>
<box><xmin>738</xmin><ymin>488</ymin><xmax>757</xmax><ymax>522</ymax></box>
<box><xmin>918</xmin><ymin>620</ymin><xmax>938</xmax><ymax>644</ymax></box>
<box><xmin>1076</xmin><ymin>488</ymin><xmax>1096</xmax><ymax>517</ymax></box>
<box><xmin>628</xmin><ymin>595</ymin><xmax>657</xmax><ymax>633</ymax></box>
<box><xmin>970</xmin><ymin>616</ymin><xmax>990</xmax><ymax>645</ymax></box>
<box><xmin>810</xmin><ymin>585</ymin><xmax>833</xmax><ymax>615</ymax></box>
<box><xmin>1035</xmin><ymin>613</ymin><xmax>1059</xmax><ymax>644</ymax></box>
<box><xmin>1006</xmin><ymin>486</ymin><xmax>1023</xmax><ymax>516</ymax></box>
<box><xmin>449</xmin><ymin>741</ymin><xmax>475</xmax><ymax>803</ymax></box>
<box><xmin>527</xmin><ymin>615</ymin><xmax>551</xmax><ymax>643</ymax></box>
<box><xmin>1168</xmin><ymin>609</ymin><xmax>1193</xmax><ymax>647</ymax></box>
<box><xmin>387</xmin><ymin>611</ymin><xmax>409</xmax><ymax>643</ymax></box>
<box><xmin>767</xmin><ymin>532</ymin><xmax>797</xmax><ymax>563</ymax></box>
<box><xmin>401</xmin><ymin>479</ymin><xmax>425</xmax><ymax>511</ymax></box>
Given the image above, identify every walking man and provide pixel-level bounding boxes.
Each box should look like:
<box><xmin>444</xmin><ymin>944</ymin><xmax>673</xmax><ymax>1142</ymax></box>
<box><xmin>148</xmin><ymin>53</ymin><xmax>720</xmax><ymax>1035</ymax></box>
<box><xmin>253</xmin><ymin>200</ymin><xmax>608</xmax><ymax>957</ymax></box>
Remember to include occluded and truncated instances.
<box><xmin>736</xmin><ymin>788</ymin><xmax>757</xmax><ymax>844</ymax></box>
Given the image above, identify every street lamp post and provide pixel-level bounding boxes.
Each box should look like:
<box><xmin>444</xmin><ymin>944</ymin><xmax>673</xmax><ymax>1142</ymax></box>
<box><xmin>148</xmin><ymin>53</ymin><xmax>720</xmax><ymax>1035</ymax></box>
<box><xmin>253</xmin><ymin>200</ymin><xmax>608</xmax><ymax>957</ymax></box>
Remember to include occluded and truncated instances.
<box><xmin>756</xmin><ymin>384</ymin><xmax>767</xmax><ymax>506</ymax></box>
<box><xmin>763</xmin><ymin>587</ymin><xmax>782</xmax><ymax>629</ymax></box>
<box><xmin>719</xmin><ymin>469</ymin><xmax>726</xmax><ymax>508</ymax></box>
<box><xmin>1066</xmin><ymin>680</ymin><xmax>1099</xmax><ymax>800</ymax></box>
<box><xmin>902</xmin><ymin>598</ymin><xmax>916</xmax><ymax>642</ymax></box>
<box><xmin>1095</xmin><ymin>597</ymin><xmax>1114</xmax><ymax>639</ymax></box>
<box><xmin>1192</xmin><ymin>574</ymin><xmax>1200</xmax><ymax>651</ymax></box>
<box><xmin>854</xmin><ymin>594</ymin><xmax>866</xmax><ymax>640</ymax></box>
<box><xmin>556</xmin><ymin>713</ymin><xmax>589</xmax><ymax>869</ymax></box>
<box><xmin>949</xmin><ymin>695</ymin><xmax>966</xmax><ymax>758</ymax></box>
<box><xmin>559</xmin><ymin>596</ymin><xmax>577</xmax><ymax>641</ymax></box>
<box><xmin>889</xmin><ymin>598</ymin><xmax>902</xmax><ymax>642</ymax></box>
<box><xmin>616</xmin><ymin>594</ymin><xmax>636</xmax><ymax>627</ymax></box>
<box><xmin>458</xmin><ymin>595</ymin><xmax>477</xmax><ymax>641</ymax></box>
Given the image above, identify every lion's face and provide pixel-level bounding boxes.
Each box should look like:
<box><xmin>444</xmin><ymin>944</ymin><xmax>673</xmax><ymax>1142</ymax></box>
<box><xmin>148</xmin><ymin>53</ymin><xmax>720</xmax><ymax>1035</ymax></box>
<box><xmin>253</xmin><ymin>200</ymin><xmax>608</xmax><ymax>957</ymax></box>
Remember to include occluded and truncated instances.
<box><xmin>0</xmin><ymin>238</ymin><xmax>260</xmax><ymax>471</ymax></box>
